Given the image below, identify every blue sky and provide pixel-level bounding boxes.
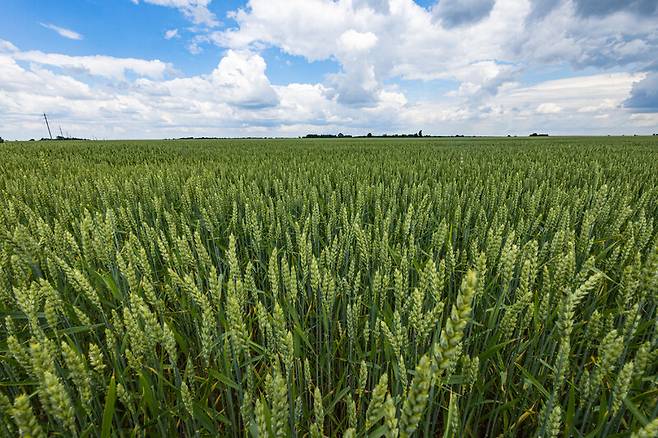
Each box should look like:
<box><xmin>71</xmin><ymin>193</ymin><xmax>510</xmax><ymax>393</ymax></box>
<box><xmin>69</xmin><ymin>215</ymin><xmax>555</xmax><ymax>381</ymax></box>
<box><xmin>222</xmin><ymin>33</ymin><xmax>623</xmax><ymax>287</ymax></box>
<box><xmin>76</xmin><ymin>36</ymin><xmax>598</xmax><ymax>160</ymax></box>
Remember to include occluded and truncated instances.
<box><xmin>0</xmin><ymin>0</ymin><xmax>657</xmax><ymax>139</ymax></box>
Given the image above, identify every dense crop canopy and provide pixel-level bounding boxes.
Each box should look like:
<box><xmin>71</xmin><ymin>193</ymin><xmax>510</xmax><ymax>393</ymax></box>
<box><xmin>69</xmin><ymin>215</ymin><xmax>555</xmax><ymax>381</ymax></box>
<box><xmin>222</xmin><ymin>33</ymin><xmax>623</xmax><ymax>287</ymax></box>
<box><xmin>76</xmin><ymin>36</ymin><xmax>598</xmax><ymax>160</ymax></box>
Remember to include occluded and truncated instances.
<box><xmin>0</xmin><ymin>137</ymin><xmax>656</xmax><ymax>436</ymax></box>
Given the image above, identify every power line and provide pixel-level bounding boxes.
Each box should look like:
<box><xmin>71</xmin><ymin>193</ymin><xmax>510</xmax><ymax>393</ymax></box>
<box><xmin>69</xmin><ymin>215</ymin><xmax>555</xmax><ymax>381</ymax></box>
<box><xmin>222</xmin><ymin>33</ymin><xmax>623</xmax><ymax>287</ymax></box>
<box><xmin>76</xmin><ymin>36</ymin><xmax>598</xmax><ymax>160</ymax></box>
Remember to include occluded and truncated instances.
<box><xmin>43</xmin><ymin>113</ymin><xmax>52</xmax><ymax>139</ymax></box>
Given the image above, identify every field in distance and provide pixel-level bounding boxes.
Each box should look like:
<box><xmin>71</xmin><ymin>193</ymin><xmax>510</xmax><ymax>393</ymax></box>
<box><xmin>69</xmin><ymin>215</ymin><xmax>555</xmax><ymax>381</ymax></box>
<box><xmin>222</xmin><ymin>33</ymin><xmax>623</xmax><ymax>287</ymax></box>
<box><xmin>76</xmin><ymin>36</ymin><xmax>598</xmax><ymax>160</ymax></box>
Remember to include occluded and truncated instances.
<box><xmin>0</xmin><ymin>137</ymin><xmax>656</xmax><ymax>437</ymax></box>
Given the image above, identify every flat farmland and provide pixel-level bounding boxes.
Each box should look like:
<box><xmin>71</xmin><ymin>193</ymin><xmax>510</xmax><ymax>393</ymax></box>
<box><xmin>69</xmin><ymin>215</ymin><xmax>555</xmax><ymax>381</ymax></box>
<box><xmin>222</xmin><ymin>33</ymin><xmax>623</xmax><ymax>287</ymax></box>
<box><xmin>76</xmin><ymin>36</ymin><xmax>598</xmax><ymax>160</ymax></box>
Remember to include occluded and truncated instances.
<box><xmin>0</xmin><ymin>137</ymin><xmax>656</xmax><ymax>437</ymax></box>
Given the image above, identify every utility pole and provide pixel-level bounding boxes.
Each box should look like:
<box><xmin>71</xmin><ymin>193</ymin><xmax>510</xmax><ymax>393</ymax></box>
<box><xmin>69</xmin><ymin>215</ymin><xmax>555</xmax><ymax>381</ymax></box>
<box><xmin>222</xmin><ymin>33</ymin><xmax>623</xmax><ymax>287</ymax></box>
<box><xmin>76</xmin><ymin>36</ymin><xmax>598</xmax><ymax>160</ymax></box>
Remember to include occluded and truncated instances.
<box><xmin>43</xmin><ymin>113</ymin><xmax>52</xmax><ymax>139</ymax></box>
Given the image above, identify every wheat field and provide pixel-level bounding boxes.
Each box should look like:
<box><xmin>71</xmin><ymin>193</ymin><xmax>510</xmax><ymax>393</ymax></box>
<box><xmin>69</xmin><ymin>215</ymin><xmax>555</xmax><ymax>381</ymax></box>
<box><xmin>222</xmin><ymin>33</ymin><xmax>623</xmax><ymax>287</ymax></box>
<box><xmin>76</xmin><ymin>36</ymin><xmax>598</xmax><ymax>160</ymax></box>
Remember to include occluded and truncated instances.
<box><xmin>0</xmin><ymin>137</ymin><xmax>656</xmax><ymax>437</ymax></box>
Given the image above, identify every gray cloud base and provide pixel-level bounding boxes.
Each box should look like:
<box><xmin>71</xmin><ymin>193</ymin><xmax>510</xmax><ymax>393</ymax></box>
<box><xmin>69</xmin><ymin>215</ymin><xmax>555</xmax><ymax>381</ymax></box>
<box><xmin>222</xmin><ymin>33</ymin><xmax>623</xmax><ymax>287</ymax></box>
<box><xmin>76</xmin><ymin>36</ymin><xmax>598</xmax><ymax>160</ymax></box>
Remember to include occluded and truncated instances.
<box><xmin>529</xmin><ymin>0</ymin><xmax>658</xmax><ymax>20</ymax></box>
<box><xmin>625</xmin><ymin>72</ymin><xmax>658</xmax><ymax>112</ymax></box>
<box><xmin>432</xmin><ymin>0</ymin><xmax>496</xmax><ymax>27</ymax></box>
<box><xmin>573</xmin><ymin>0</ymin><xmax>658</xmax><ymax>17</ymax></box>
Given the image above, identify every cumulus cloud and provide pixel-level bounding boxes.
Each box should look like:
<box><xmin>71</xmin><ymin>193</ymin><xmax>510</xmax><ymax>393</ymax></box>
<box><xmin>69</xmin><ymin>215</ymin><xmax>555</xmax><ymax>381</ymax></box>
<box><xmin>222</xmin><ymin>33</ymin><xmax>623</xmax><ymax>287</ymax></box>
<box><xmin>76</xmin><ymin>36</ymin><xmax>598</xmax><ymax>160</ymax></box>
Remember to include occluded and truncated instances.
<box><xmin>2</xmin><ymin>0</ymin><xmax>658</xmax><ymax>139</ymax></box>
<box><xmin>211</xmin><ymin>50</ymin><xmax>279</xmax><ymax>108</ymax></box>
<box><xmin>0</xmin><ymin>43</ymin><xmax>294</xmax><ymax>138</ymax></box>
<box><xmin>1</xmin><ymin>35</ymin><xmax>651</xmax><ymax>140</ymax></box>
<box><xmin>519</xmin><ymin>1</ymin><xmax>658</xmax><ymax>69</ymax></box>
<box><xmin>216</xmin><ymin>0</ymin><xmax>657</xmax><ymax>90</ymax></box>
<box><xmin>0</xmin><ymin>55</ymin><xmax>94</xmax><ymax>99</ymax></box>
<box><xmin>131</xmin><ymin>50</ymin><xmax>280</xmax><ymax>111</ymax></box>
<box><xmin>624</xmin><ymin>72</ymin><xmax>658</xmax><ymax>113</ymax></box>
<box><xmin>328</xmin><ymin>64</ymin><xmax>380</xmax><ymax>106</ymax></box>
<box><xmin>448</xmin><ymin>61</ymin><xmax>520</xmax><ymax>101</ymax></box>
<box><xmin>338</xmin><ymin>30</ymin><xmax>378</xmax><ymax>52</ymax></box>
<box><xmin>214</xmin><ymin>0</ymin><xmax>530</xmax><ymax>106</ymax></box>
<box><xmin>40</xmin><ymin>23</ymin><xmax>83</xmax><ymax>40</ymax></box>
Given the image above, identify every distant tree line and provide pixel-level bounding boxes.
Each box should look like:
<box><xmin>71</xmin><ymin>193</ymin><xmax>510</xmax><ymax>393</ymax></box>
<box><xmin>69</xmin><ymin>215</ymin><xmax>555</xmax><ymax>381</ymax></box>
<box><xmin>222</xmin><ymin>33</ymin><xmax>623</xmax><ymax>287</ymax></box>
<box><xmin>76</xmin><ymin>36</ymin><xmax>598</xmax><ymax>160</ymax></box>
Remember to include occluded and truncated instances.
<box><xmin>305</xmin><ymin>130</ymin><xmax>425</xmax><ymax>138</ymax></box>
<box><xmin>34</xmin><ymin>136</ymin><xmax>90</xmax><ymax>141</ymax></box>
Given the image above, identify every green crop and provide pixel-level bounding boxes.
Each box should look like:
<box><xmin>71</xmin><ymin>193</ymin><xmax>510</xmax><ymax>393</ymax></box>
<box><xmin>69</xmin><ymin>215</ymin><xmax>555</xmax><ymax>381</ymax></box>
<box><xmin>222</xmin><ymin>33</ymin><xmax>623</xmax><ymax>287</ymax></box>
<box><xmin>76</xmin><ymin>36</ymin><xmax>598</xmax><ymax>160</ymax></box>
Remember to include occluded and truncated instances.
<box><xmin>0</xmin><ymin>137</ymin><xmax>656</xmax><ymax>436</ymax></box>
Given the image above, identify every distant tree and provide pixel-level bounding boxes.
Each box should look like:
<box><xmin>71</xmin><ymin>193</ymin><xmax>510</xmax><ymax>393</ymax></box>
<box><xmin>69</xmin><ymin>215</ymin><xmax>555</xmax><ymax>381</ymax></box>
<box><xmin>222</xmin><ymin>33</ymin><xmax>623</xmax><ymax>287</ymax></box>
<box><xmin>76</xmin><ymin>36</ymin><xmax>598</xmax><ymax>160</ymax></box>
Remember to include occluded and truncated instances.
<box><xmin>367</xmin><ymin>132</ymin><xmax>372</xmax><ymax>137</ymax></box>
<box><xmin>338</xmin><ymin>132</ymin><xmax>344</xmax><ymax>137</ymax></box>
<box><xmin>0</xmin><ymin>137</ymin><xmax>4</xmax><ymax>143</ymax></box>
<box><xmin>418</xmin><ymin>130</ymin><xmax>423</xmax><ymax>137</ymax></box>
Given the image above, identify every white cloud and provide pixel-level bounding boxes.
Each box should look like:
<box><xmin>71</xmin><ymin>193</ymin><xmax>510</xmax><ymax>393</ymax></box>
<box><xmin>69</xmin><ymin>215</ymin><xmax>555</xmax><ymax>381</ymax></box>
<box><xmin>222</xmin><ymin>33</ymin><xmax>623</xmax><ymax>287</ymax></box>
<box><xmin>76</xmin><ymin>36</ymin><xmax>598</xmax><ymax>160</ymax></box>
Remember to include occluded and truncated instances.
<box><xmin>7</xmin><ymin>44</ymin><xmax>172</xmax><ymax>80</ymax></box>
<box><xmin>0</xmin><ymin>37</ymin><xmax>652</xmax><ymax>140</ymax></box>
<box><xmin>133</xmin><ymin>0</ymin><xmax>218</xmax><ymax>27</ymax></box>
<box><xmin>0</xmin><ymin>40</ymin><xmax>18</xmax><ymax>52</ymax></box>
<box><xmin>465</xmin><ymin>72</ymin><xmax>644</xmax><ymax>134</ymax></box>
<box><xmin>629</xmin><ymin>113</ymin><xmax>658</xmax><ymax>126</ymax></box>
<box><xmin>164</xmin><ymin>29</ymin><xmax>179</xmax><ymax>40</ymax></box>
<box><xmin>0</xmin><ymin>55</ymin><xmax>94</xmax><ymax>99</ymax></box>
<box><xmin>213</xmin><ymin>0</ymin><xmax>529</xmax><ymax>106</ymax></box>
<box><xmin>0</xmin><ymin>43</ymin><xmax>290</xmax><ymax>138</ymax></box>
<box><xmin>536</xmin><ymin>102</ymin><xmax>562</xmax><ymax>114</ymax></box>
<box><xmin>40</xmin><ymin>23</ymin><xmax>83</xmax><ymax>40</ymax></box>
<box><xmin>210</xmin><ymin>50</ymin><xmax>279</xmax><ymax>108</ymax></box>
<box><xmin>578</xmin><ymin>99</ymin><xmax>617</xmax><ymax>113</ymax></box>
<box><xmin>2</xmin><ymin>0</ymin><xmax>658</xmax><ymax>139</ymax></box>
<box><xmin>518</xmin><ymin>0</ymin><xmax>658</xmax><ymax>68</ymax></box>
<box><xmin>213</xmin><ymin>0</ymin><xmax>657</xmax><ymax>107</ymax></box>
<box><xmin>338</xmin><ymin>30</ymin><xmax>378</xmax><ymax>52</ymax></box>
<box><xmin>187</xmin><ymin>41</ymin><xmax>203</xmax><ymax>54</ymax></box>
<box><xmin>432</xmin><ymin>0</ymin><xmax>496</xmax><ymax>28</ymax></box>
<box><xmin>503</xmin><ymin>73</ymin><xmax>642</xmax><ymax>107</ymax></box>
<box><xmin>217</xmin><ymin>0</ymin><xmax>527</xmax><ymax>76</ymax></box>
